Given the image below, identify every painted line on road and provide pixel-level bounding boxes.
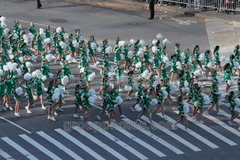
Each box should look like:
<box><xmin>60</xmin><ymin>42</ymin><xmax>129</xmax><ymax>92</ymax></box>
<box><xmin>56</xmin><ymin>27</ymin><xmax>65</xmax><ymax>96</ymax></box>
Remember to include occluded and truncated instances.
<box><xmin>19</xmin><ymin>134</ymin><xmax>62</xmax><ymax>160</ymax></box>
<box><xmin>55</xmin><ymin>128</ymin><xmax>105</xmax><ymax>160</ymax></box>
<box><xmin>122</xmin><ymin>118</ymin><xmax>184</xmax><ymax>155</ymax></box>
<box><xmin>0</xmin><ymin>148</ymin><xmax>14</xmax><ymax>160</ymax></box>
<box><xmin>73</xmin><ymin>126</ymin><xmax>128</xmax><ymax>160</ymax></box>
<box><xmin>0</xmin><ymin>117</ymin><xmax>32</xmax><ymax>134</ymax></box>
<box><xmin>141</xmin><ymin>116</ymin><xmax>201</xmax><ymax>152</ymax></box>
<box><xmin>88</xmin><ymin>122</ymin><xmax>148</xmax><ymax>160</ymax></box>
<box><xmin>103</xmin><ymin>121</ymin><xmax>166</xmax><ymax>158</ymax></box>
<box><xmin>1</xmin><ymin>137</ymin><xmax>38</xmax><ymax>160</ymax></box>
<box><xmin>174</xmin><ymin>111</ymin><xmax>237</xmax><ymax>146</ymax></box>
<box><xmin>36</xmin><ymin>131</ymin><xmax>83</xmax><ymax>160</ymax></box>
<box><xmin>155</xmin><ymin>113</ymin><xmax>219</xmax><ymax>149</ymax></box>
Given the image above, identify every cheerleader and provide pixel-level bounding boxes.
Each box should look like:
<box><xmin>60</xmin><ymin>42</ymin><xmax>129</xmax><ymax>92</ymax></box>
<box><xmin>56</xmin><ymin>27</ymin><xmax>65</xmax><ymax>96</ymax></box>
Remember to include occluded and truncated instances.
<box><xmin>54</xmin><ymin>78</ymin><xmax>64</xmax><ymax>112</ymax></box>
<box><xmin>52</xmin><ymin>29</ymin><xmax>57</xmax><ymax>57</ymax></box>
<box><xmin>84</xmin><ymin>63</ymin><xmax>91</xmax><ymax>88</ymax></box>
<box><xmin>136</xmin><ymin>88</ymin><xmax>152</xmax><ymax>123</ymax></box>
<box><xmin>68</xmin><ymin>33</ymin><xmax>77</xmax><ymax>62</ymax></box>
<box><xmin>12</xmin><ymin>77</ymin><xmax>21</xmax><ymax>117</ymax></box>
<box><xmin>153</xmin><ymin>50</ymin><xmax>160</xmax><ymax>77</ymax></box>
<box><xmin>103</xmin><ymin>53</ymin><xmax>111</xmax><ymax>70</ymax></box>
<box><xmin>179</xmin><ymin>70</ymin><xmax>185</xmax><ymax>96</ymax></box>
<box><xmin>175</xmin><ymin>43</ymin><xmax>181</xmax><ymax>63</ymax></box>
<box><xmin>151</xmin><ymin>84</ymin><xmax>165</xmax><ymax>117</ymax></box>
<box><xmin>44</xmin><ymin>25</ymin><xmax>51</xmax><ymax>52</ymax></box>
<box><xmin>24</xmin><ymin>77</ymin><xmax>34</xmax><ymax>114</ymax></box>
<box><xmin>0</xmin><ymin>74</ymin><xmax>6</xmax><ymax>111</ymax></box>
<box><xmin>74</xmin><ymin>84</ymin><xmax>84</xmax><ymax>120</ymax></box>
<box><xmin>41</xmin><ymin>58</ymin><xmax>50</xmax><ymax>88</ymax></box>
<box><xmin>143</xmin><ymin>45</ymin><xmax>152</xmax><ymax>72</ymax></box>
<box><xmin>230</xmin><ymin>54</ymin><xmax>237</xmax><ymax>75</ymax></box>
<box><xmin>191</xmin><ymin>83</ymin><xmax>199</xmax><ymax>118</ymax></box>
<box><xmin>228</xmin><ymin>91</ymin><xmax>237</xmax><ymax>126</ymax></box>
<box><xmin>123</xmin><ymin>43</ymin><xmax>132</xmax><ymax>73</ymax></box>
<box><xmin>114</xmin><ymin>45</ymin><xmax>122</xmax><ymax>65</ymax></box>
<box><xmin>193</xmin><ymin>45</ymin><xmax>203</xmax><ymax>73</ymax></box>
<box><xmin>79</xmin><ymin>50</ymin><xmax>88</xmax><ymax>68</ymax></box>
<box><xmin>233</xmin><ymin>45</ymin><xmax>239</xmax><ymax>74</ymax></box>
<box><xmin>148</xmin><ymin>70</ymin><xmax>156</xmax><ymax>97</ymax></box>
<box><xmin>160</xmin><ymin>62</ymin><xmax>167</xmax><ymax>82</ymax></box>
<box><xmin>114</xmin><ymin>37</ymin><xmax>120</xmax><ymax>50</ymax></box>
<box><xmin>102</xmin><ymin>39</ymin><xmax>108</xmax><ymax>58</ymax></box>
<box><xmin>21</xmin><ymin>43</ymin><xmax>32</xmax><ymax>58</ymax></box>
<box><xmin>133</xmin><ymin>39</ymin><xmax>142</xmax><ymax>51</ymax></box>
<box><xmin>182</xmin><ymin>48</ymin><xmax>190</xmax><ymax>69</ymax></box>
<box><xmin>126</xmin><ymin>71</ymin><xmax>134</xmax><ymax>100</ymax></box>
<box><xmin>97</xmin><ymin>85</ymin><xmax>109</xmax><ymax>120</ymax></box>
<box><xmin>14</xmin><ymin>19</ymin><xmax>19</xmax><ymax>32</ymax></box>
<box><xmin>47</xmin><ymin>80</ymin><xmax>56</xmax><ymax>121</ymax></box>
<box><xmin>224</xmin><ymin>63</ymin><xmax>231</xmax><ymax>95</ymax></box>
<box><xmin>87</xmin><ymin>36</ymin><xmax>97</xmax><ymax>66</ymax></box>
<box><xmin>186</xmin><ymin>78</ymin><xmax>194</xmax><ymax>103</ymax></box>
<box><xmin>82</xmin><ymin>86</ymin><xmax>92</xmax><ymax>123</ymax></box>
<box><xmin>170</xmin><ymin>54</ymin><xmax>179</xmax><ymax>82</ymax></box>
<box><xmin>132</xmin><ymin>48</ymin><xmax>140</xmax><ymax>71</ymax></box>
<box><xmin>33</xmin><ymin>72</ymin><xmax>46</xmax><ymax>110</ymax></box>
<box><xmin>5</xmin><ymin>74</ymin><xmax>13</xmax><ymax>111</ymax></box>
<box><xmin>171</xmin><ymin>96</ymin><xmax>190</xmax><ymax>132</ymax></box>
<box><xmin>98</xmin><ymin>67</ymin><xmax>108</xmax><ymax>99</ymax></box>
<box><xmin>193</xmin><ymin>87</ymin><xmax>204</xmax><ymax>123</ymax></box>
<box><xmin>91</xmin><ymin>35</ymin><xmax>99</xmax><ymax>63</ymax></box>
<box><xmin>28</xmin><ymin>22</ymin><xmax>37</xmax><ymax>51</ymax></box>
<box><xmin>204</xmin><ymin>50</ymin><xmax>211</xmax><ymax>80</ymax></box>
<box><xmin>10</xmin><ymin>39</ymin><xmax>18</xmax><ymax>55</ymax></box>
<box><xmin>131</xmin><ymin>79</ymin><xmax>146</xmax><ymax>112</ymax></box>
<box><xmin>205</xmin><ymin>83</ymin><xmax>223</xmax><ymax>115</ymax></box>
<box><xmin>62</xmin><ymin>60</ymin><xmax>71</xmax><ymax>94</ymax></box>
<box><xmin>116</xmin><ymin>61</ymin><xmax>123</xmax><ymax>91</ymax></box>
<box><xmin>35</xmin><ymin>31</ymin><xmax>44</xmax><ymax>58</ymax></box>
<box><xmin>54</xmin><ymin>36</ymin><xmax>63</xmax><ymax>64</ymax></box>
<box><xmin>1</xmin><ymin>36</ymin><xmax>9</xmax><ymax>54</ymax></box>
<box><xmin>162</xmin><ymin>77</ymin><xmax>176</xmax><ymax>110</ymax></box>
<box><xmin>213</xmin><ymin>46</ymin><xmax>222</xmax><ymax>74</ymax></box>
<box><xmin>190</xmin><ymin>56</ymin><xmax>197</xmax><ymax>78</ymax></box>
<box><xmin>112</xmin><ymin>84</ymin><xmax>126</xmax><ymax>118</ymax></box>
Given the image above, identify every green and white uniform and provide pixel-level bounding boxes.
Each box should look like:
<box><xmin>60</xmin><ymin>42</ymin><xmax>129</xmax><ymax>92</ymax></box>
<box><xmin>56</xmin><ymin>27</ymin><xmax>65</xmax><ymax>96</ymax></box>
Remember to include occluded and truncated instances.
<box><xmin>83</xmin><ymin>91</ymin><xmax>91</xmax><ymax>109</ymax></box>
<box><xmin>140</xmin><ymin>93</ymin><xmax>151</xmax><ymax>109</ymax></box>
<box><xmin>229</xmin><ymin>96</ymin><xmax>236</xmax><ymax>112</ymax></box>
<box><xmin>178</xmin><ymin>99</ymin><xmax>185</xmax><ymax>117</ymax></box>
<box><xmin>213</xmin><ymin>50</ymin><xmax>220</xmax><ymax>65</ymax></box>
<box><xmin>25</xmin><ymin>81</ymin><xmax>33</xmax><ymax>100</ymax></box>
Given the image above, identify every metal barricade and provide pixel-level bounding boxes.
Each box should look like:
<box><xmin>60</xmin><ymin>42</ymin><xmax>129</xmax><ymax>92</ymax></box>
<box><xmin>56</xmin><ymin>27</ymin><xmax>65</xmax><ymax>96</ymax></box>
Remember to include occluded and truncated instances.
<box><xmin>157</xmin><ymin>0</ymin><xmax>191</xmax><ymax>10</ymax></box>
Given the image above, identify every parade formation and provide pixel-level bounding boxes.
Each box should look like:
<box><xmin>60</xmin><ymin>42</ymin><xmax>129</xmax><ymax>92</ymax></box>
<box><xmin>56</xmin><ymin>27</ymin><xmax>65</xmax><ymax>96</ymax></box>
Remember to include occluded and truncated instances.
<box><xmin>0</xmin><ymin>16</ymin><xmax>240</xmax><ymax>132</ymax></box>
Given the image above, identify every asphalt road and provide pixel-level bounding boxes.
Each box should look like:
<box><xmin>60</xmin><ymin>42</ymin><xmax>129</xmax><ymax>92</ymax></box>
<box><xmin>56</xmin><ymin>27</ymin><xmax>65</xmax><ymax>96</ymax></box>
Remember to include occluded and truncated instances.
<box><xmin>0</xmin><ymin>0</ymin><xmax>240</xmax><ymax>160</ymax></box>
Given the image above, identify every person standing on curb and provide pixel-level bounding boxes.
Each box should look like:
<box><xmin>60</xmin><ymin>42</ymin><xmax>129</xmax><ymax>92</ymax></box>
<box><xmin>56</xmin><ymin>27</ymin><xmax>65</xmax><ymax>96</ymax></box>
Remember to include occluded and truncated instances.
<box><xmin>149</xmin><ymin>0</ymin><xmax>155</xmax><ymax>20</ymax></box>
<box><xmin>36</xmin><ymin>0</ymin><xmax>42</xmax><ymax>9</ymax></box>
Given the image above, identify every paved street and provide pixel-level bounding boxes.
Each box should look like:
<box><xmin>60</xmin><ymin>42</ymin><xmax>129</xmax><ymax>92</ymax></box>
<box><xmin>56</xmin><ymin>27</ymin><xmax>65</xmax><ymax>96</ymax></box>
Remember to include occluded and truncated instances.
<box><xmin>0</xmin><ymin>0</ymin><xmax>240</xmax><ymax>160</ymax></box>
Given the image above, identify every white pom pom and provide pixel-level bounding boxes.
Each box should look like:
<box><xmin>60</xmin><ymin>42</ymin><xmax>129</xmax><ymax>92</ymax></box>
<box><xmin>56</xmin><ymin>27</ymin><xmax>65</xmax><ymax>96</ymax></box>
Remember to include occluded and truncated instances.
<box><xmin>0</xmin><ymin>69</ymin><xmax>3</xmax><ymax>76</ymax></box>
<box><xmin>88</xmin><ymin>96</ymin><xmax>96</xmax><ymax>105</ymax></box>
<box><xmin>17</xmin><ymin>68</ymin><xmax>21</xmax><ymax>76</ymax></box>
<box><xmin>13</xmin><ymin>33</ymin><xmax>18</xmax><ymax>40</ymax></box>
<box><xmin>46</xmin><ymin>54</ymin><xmax>52</xmax><ymax>62</ymax></box>
<box><xmin>156</xmin><ymin>33</ymin><xmax>163</xmax><ymax>39</ymax></box>
<box><xmin>135</xmin><ymin>104</ymin><xmax>142</xmax><ymax>112</ymax></box>
<box><xmin>91</xmin><ymin>42</ymin><xmax>97</xmax><ymax>50</ymax></box>
<box><xmin>203</xmin><ymin>95</ymin><xmax>210</xmax><ymax>104</ymax></box>
<box><xmin>63</xmin><ymin>33</ymin><xmax>69</xmax><ymax>40</ymax></box>
<box><xmin>61</xmin><ymin>76</ymin><xmax>69</xmax><ymax>85</ymax></box>
<box><xmin>220</xmin><ymin>56</ymin><xmax>226</xmax><ymax>63</ymax></box>
<box><xmin>176</xmin><ymin>61</ymin><xmax>181</xmax><ymax>70</ymax></box>
<box><xmin>152</xmin><ymin>46</ymin><xmax>158</xmax><ymax>53</ymax></box>
<box><xmin>58</xmin><ymin>85</ymin><xmax>64</xmax><ymax>93</ymax></box>
<box><xmin>41</xmin><ymin>75</ymin><xmax>47</xmax><ymax>81</ymax></box>
<box><xmin>152</xmin><ymin>39</ymin><xmax>158</xmax><ymax>45</ymax></box>
<box><xmin>163</xmin><ymin>91</ymin><xmax>168</xmax><ymax>99</ymax></box>
<box><xmin>80</xmin><ymin>67</ymin><xmax>85</xmax><ymax>73</ymax></box>
<box><xmin>199</xmin><ymin>53</ymin><xmax>205</xmax><ymax>61</ymax></box>
<box><xmin>69</xmin><ymin>74</ymin><xmax>75</xmax><ymax>79</ymax></box>
<box><xmin>41</xmin><ymin>83</ymin><xmax>45</xmax><ymax>90</ymax></box>
<box><xmin>26</xmin><ymin>62</ymin><xmax>33</xmax><ymax>68</ymax></box>
<box><xmin>44</xmin><ymin>38</ymin><xmax>51</xmax><ymax>44</ymax></box>
<box><xmin>234</xmin><ymin>62</ymin><xmax>239</xmax><ymax>70</ymax></box>
<box><xmin>89</xmin><ymin>89</ymin><xmax>96</xmax><ymax>96</ymax></box>
<box><xmin>48</xmin><ymin>73</ymin><xmax>53</xmax><ymax>78</ymax></box>
<box><xmin>28</xmin><ymin>33</ymin><xmax>34</xmax><ymax>41</ymax></box>
<box><xmin>184</xmin><ymin>81</ymin><xmax>189</xmax><ymax>88</ymax></box>
<box><xmin>235</xmin><ymin>98</ymin><xmax>240</xmax><ymax>106</ymax></box>
<box><xmin>56</xmin><ymin>27</ymin><xmax>62</xmax><ymax>33</ymax></box>
<box><xmin>180</xmin><ymin>52</ymin><xmax>185</xmax><ymax>60</ymax></box>
<box><xmin>35</xmin><ymin>70</ymin><xmax>42</xmax><ymax>78</ymax></box>
<box><xmin>108</xmin><ymin>72</ymin><xmax>114</xmax><ymax>80</ymax></box>
<box><xmin>110</xmin><ymin>83</ymin><xmax>114</xmax><ymax>89</ymax></box>
<box><xmin>16</xmin><ymin>87</ymin><xmax>23</xmax><ymax>96</ymax></box>
<box><xmin>73</xmin><ymin>40</ymin><xmax>79</xmax><ymax>48</ymax></box>
<box><xmin>182</xmin><ymin>87</ymin><xmax>189</xmax><ymax>93</ymax></box>
<box><xmin>105</xmin><ymin>46</ymin><xmax>112</xmax><ymax>54</ymax></box>
<box><xmin>141</xmin><ymin>70</ymin><xmax>149</xmax><ymax>79</ymax></box>
<box><xmin>218</xmin><ymin>91</ymin><xmax>225</xmax><ymax>99</ymax></box>
<box><xmin>9</xmin><ymin>65</ymin><xmax>16</xmax><ymax>72</ymax></box>
<box><xmin>52</xmin><ymin>92</ymin><xmax>60</xmax><ymax>101</ymax></box>
<box><xmin>1</xmin><ymin>22</ymin><xmax>7</xmax><ymax>28</ymax></box>
<box><xmin>0</xmin><ymin>16</ymin><xmax>6</xmax><ymax>22</ymax></box>
<box><xmin>118</xmin><ymin>41</ymin><xmax>125</xmax><ymax>46</ymax></box>
<box><xmin>170</xmin><ymin>85</ymin><xmax>177</xmax><ymax>92</ymax></box>
<box><xmin>124</xmin><ymin>85</ymin><xmax>132</xmax><ymax>91</ymax></box>
<box><xmin>40</xmin><ymin>33</ymin><xmax>46</xmax><ymax>39</ymax></box>
<box><xmin>230</xmin><ymin>76</ymin><xmax>234</xmax><ymax>86</ymax></box>
<box><xmin>150</xmin><ymin>98</ymin><xmax>158</xmax><ymax>106</ymax></box>
<box><xmin>163</xmin><ymin>56</ymin><xmax>169</xmax><ymax>63</ymax></box>
<box><xmin>120</xmin><ymin>54</ymin><xmax>124</xmax><ymax>60</ymax></box>
<box><xmin>148</xmin><ymin>56</ymin><xmax>154</xmax><ymax>63</ymax></box>
<box><xmin>66</xmin><ymin>55</ymin><xmax>73</xmax><ymax>63</ymax></box>
<box><xmin>24</xmin><ymin>73</ymin><xmax>32</xmax><ymax>80</ymax></box>
<box><xmin>130</xmin><ymin>39</ymin><xmax>135</xmax><ymax>44</ymax></box>
<box><xmin>135</xmin><ymin>62</ymin><xmax>141</xmax><ymax>68</ymax></box>
<box><xmin>194</xmin><ymin>69</ymin><xmax>201</xmax><ymax>76</ymax></box>
<box><xmin>137</xmin><ymin>48</ymin><xmax>144</xmax><ymax>57</ymax></box>
<box><xmin>60</xmin><ymin>41</ymin><xmax>67</xmax><ymax>50</ymax></box>
<box><xmin>183</xmin><ymin>102</ymin><xmax>189</xmax><ymax>113</ymax></box>
<box><xmin>163</xmin><ymin>38</ymin><xmax>169</xmax><ymax>45</ymax></box>
<box><xmin>140</xmin><ymin>39</ymin><xmax>145</xmax><ymax>45</ymax></box>
<box><xmin>9</xmin><ymin>54</ymin><xmax>14</xmax><ymax>60</ymax></box>
<box><xmin>128</xmin><ymin>51</ymin><xmax>133</xmax><ymax>59</ymax></box>
<box><xmin>23</xmin><ymin>35</ymin><xmax>28</xmax><ymax>40</ymax></box>
<box><xmin>97</xmin><ymin>47</ymin><xmax>102</xmax><ymax>52</ymax></box>
<box><xmin>117</xmin><ymin>75</ymin><xmax>125</xmax><ymax>82</ymax></box>
<box><xmin>116</xmin><ymin>96</ymin><xmax>123</xmax><ymax>105</ymax></box>
<box><xmin>207</xmin><ymin>61</ymin><xmax>213</xmax><ymax>68</ymax></box>
<box><xmin>3</xmin><ymin>65</ymin><xmax>9</xmax><ymax>71</ymax></box>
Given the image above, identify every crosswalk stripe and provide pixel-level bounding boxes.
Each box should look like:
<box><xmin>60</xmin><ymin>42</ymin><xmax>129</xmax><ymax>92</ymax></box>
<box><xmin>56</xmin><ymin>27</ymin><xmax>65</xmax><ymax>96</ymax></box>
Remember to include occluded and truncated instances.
<box><xmin>1</xmin><ymin>137</ymin><xmax>38</xmax><ymax>160</ymax></box>
<box><xmin>122</xmin><ymin>118</ymin><xmax>184</xmax><ymax>155</ymax></box>
<box><xmin>0</xmin><ymin>148</ymin><xmax>14</xmax><ymax>160</ymax></box>
<box><xmin>36</xmin><ymin>131</ymin><xmax>83</xmax><ymax>160</ymax></box>
<box><xmin>173</xmin><ymin>111</ymin><xmax>237</xmax><ymax>146</ymax></box>
<box><xmin>73</xmin><ymin>126</ymin><xmax>128</xmax><ymax>160</ymax></box>
<box><xmin>88</xmin><ymin>122</ymin><xmax>148</xmax><ymax>160</ymax></box>
<box><xmin>19</xmin><ymin>134</ymin><xmax>62</xmax><ymax>160</ymax></box>
<box><xmin>102</xmin><ymin>121</ymin><xmax>166</xmax><ymax>158</ymax></box>
<box><xmin>54</xmin><ymin>128</ymin><xmax>105</xmax><ymax>160</ymax></box>
<box><xmin>141</xmin><ymin>115</ymin><xmax>201</xmax><ymax>152</ymax></box>
<box><xmin>155</xmin><ymin>113</ymin><xmax>219</xmax><ymax>149</ymax></box>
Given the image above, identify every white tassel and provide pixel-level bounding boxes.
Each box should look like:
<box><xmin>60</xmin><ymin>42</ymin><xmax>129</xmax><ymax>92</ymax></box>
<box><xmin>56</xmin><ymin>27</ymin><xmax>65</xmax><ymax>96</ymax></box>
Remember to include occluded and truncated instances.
<box><xmin>219</xmin><ymin>56</ymin><xmax>226</xmax><ymax>63</ymax></box>
<box><xmin>163</xmin><ymin>56</ymin><xmax>169</xmax><ymax>63</ymax></box>
<box><xmin>0</xmin><ymin>69</ymin><xmax>3</xmax><ymax>76</ymax></box>
<box><xmin>234</xmin><ymin>62</ymin><xmax>239</xmax><ymax>70</ymax></box>
<box><xmin>194</xmin><ymin>69</ymin><xmax>201</xmax><ymax>76</ymax></box>
<box><xmin>130</xmin><ymin>39</ymin><xmax>135</xmax><ymax>44</ymax></box>
<box><xmin>41</xmin><ymin>75</ymin><xmax>47</xmax><ymax>81</ymax></box>
<box><xmin>0</xmin><ymin>16</ymin><xmax>6</xmax><ymax>22</ymax></box>
<box><xmin>16</xmin><ymin>68</ymin><xmax>21</xmax><ymax>76</ymax></box>
<box><xmin>135</xmin><ymin>62</ymin><xmax>141</xmax><ymax>68</ymax></box>
<box><xmin>1</xmin><ymin>22</ymin><xmax>7</xmax><ymax>28</ymax></box>
<box><xmin>218</xmin><ymin>91</ymin><xmax>225</xmax><ymax>99</ymax></box>
<box><xmin>69</xmin><ymin>74</ymin><xmax>75</xmax><ymax>79</ymax></box>
<box><xmin>44</xmin><ymin>38</ymin><xmax>51</xmax><ymax>44</ymax></box>
<box><xmin>124</xmin><ymin>85</ymin><xmax>132</xmax><ymax>91</ymax></box>
<box><xmin>184</xmin><ymin>81</ymin><xmax>189</xmax><ymax>88</ymax></box>
<box><xmin>97</xmin><ymin>47</ymin><xmax>102</xmax><ymax>52</ymax></box>
<box><xmin>141</xmin><ymin>70</ymin><xmax>149</xmax><ymax>79</ymax></box>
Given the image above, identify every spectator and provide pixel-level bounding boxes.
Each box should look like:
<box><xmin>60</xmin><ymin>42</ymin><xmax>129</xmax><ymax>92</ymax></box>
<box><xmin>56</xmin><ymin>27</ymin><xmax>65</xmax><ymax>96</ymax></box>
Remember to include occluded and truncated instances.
<box><xmin>36</xmin><ymin>0</ymin><xmax>42</xmax><ymax>9</ymax></box>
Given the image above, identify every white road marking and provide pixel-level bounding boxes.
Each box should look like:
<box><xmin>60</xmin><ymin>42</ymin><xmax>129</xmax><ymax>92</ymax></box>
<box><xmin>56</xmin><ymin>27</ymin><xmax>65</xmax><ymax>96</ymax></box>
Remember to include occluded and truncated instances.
<box><xmin>19</xmin><ymin>134</ymin><xmax>61</xmax><ymax>160</ymax></box>
<box><xmin>0</xmin><ymin>117</ymin><xmax>32</xmax><ymax>134</ymax></box>
<box><xmin>88</xmin><ymin>122</ymin><xmax>148</xmax><ymax>160</ymax></box>
<box><xmin>0</xmin><ymin>148</ymin><xmax>14</xmax><ymax>160</ymax></box>
<box><xmin>73</xmin><ymin>126</ymin><xmax>128</xmax><ymax>160</ymax></box>
<box><xmin>1</xmin><ymin>137</ymin><xmax>38</xmax><ymax>160</ymax></box>
<box><xmin>55</xmin><ymin>128</ymin><xmax>105</xmax><ymax>160</ymax></box>
<box><xmin>141</xmin><ymin>116</ymin><xmax>201</xmax><ymax>152</ymax></box>
<box><xmin>36</xmin><ymin>131</ymin><xmax>83</xmax><ymax>160</ymax></box>
<box><xmin>122</xmin><ymin>118</ymin><xmax>184</xmax><ymax>155</ymax></box>
<box><xmin>102</xmin><ymin>121</ymin><xmax>166</xmax><ymax>157</ymax></box>
<box><xmin>155</xmin><ymin>113</ymin><xmax>219</xmax><ymax>149</ymax></box>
